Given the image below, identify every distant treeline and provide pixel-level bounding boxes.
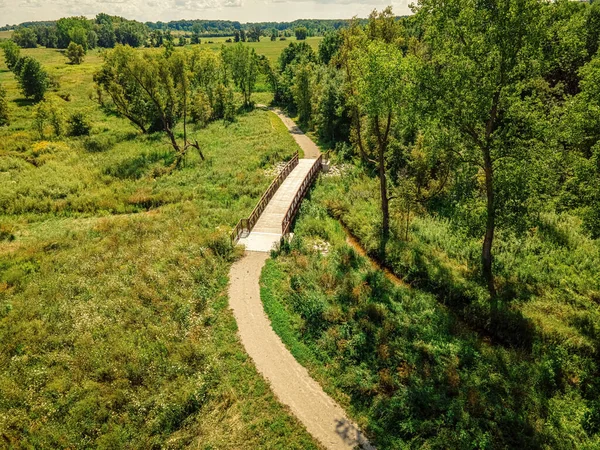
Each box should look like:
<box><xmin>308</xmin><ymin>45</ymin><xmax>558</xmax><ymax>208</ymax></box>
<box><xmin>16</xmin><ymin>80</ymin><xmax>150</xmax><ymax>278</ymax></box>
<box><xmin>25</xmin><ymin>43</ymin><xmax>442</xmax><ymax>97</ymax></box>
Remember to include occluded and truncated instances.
<box><xmin>1</xmin><ymin>16</ymin><xmax>371</xmax><ymax>39</ymax></box>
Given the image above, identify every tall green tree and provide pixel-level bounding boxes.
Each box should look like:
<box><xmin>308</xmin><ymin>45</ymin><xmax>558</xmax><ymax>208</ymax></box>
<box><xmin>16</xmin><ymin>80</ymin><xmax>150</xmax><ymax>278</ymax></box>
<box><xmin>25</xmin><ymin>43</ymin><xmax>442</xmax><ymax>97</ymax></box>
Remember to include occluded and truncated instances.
<box><xmin>247</xmin><ymin>26</ymin><xmax>262</xmax><ymax>42</ymax></box>
<box><xmin>222</xmin><ymin>43</ymin><xmax>258</xmax><ymax>108</ymax></box>
<box><xmin>16</xmin><ymin>57</ymin><xmax>48</xmax><ymax>102</ymax></box>
<box><xmin>341</xmin><ymin>9</ymin><xmax>406</xmax><ymax>253</ymax></box>
<box><xmin>2</xmin><ymin>41</ymin><xmax>21</xmax><ymax>71</ymax></box>
<box><xmin>415</xmin><ymin>0</ymin><xmax>545</xmax><ymax>299</ymax></box>
<box><xmin>95</xmin><ymin>45</ymin><xmax>204</xmax><ymax>167</ymax></box>
<box><xmin>295</xmin><ymin>27</ymin><xmax>308</xmax><ymax>40</ymax></box>
<box><xmin>12</xmin><ymin>28</ymin><xmax>38</xmax><ymax>48</ymax></box>
<box><xmin>291</xmin><ymin>57</ymin><xmax>314</xmax><ymax>125</ymax></box>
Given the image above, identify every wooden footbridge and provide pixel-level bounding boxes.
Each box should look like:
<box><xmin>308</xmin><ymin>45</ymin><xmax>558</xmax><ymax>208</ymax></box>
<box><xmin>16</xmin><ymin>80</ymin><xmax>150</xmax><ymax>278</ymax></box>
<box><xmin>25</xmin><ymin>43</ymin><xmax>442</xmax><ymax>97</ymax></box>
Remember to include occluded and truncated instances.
<box><xmin>231</xmin><ymin>151</ymin><xmax>322</xmax><ymax>252</ymax></box>
<box><xmin>231</xmin><ymin>108</ymin><xmax>323</xmax><ymax>252</ymax></box>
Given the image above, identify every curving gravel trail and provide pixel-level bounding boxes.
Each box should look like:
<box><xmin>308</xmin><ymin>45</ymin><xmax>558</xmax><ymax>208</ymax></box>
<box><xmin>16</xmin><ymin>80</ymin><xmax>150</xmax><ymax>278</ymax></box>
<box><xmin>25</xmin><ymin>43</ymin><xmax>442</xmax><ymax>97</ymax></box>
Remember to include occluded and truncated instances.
<box><xmin>228</xmin><ymin>252</ymin><xmax>374</xmax><ymax>450</ymax></box>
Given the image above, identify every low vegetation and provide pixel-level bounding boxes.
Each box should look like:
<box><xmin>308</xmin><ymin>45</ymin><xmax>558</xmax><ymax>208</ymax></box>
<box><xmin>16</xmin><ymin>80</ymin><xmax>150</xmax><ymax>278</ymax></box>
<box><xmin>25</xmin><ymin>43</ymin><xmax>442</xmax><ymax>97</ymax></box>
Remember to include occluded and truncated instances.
<box><xmin>263</xmin><ymin>198</ymin><xmax>600</xmax><ymax>448</ymax></box>
<box><xmin>0</xmin><ymin>39</ymin><xmax>318</xmax><ymax>447</ymax></box>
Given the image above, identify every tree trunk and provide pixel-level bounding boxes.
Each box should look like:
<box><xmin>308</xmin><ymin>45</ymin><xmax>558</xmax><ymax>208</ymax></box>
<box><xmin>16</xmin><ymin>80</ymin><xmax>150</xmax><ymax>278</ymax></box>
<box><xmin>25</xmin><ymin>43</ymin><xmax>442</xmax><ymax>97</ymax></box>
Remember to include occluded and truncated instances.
<box><xmin>378</xmin><ymin>137</ymin><xmax>390</xmax><ymax>258</ymax></box>
<box><xmin>482</xmin><ymin>147</ymin><xmax>497</xmax><ymax>302</ymax></box>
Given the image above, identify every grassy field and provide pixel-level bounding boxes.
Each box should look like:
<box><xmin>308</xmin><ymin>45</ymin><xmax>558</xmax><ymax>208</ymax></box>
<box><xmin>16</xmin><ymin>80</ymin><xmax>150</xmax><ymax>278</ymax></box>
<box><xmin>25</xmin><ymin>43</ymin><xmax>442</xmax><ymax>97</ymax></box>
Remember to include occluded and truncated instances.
<box><xmin>262</xmin><ymin>194</ymin><xmax>600</xmax><ymax>448</ymax></box>
<box><xmin>196</xmin><ymin>36</ymin><xmax>322</xmax><ymax>63</ymax></box>
<box><xmin>0</xmin><ymin>45</ymin><xmax>320</xmax><ymax>447</ymax></box>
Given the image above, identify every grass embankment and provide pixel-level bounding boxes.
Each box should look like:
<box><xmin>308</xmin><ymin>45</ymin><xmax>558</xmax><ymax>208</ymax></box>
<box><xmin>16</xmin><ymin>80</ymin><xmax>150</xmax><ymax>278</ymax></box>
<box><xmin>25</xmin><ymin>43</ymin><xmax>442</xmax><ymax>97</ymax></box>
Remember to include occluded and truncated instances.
<box><xmin>0</xmin><ymin>48</ymin><xmax>319</xmax><ymax>447</ymax></box>
<box><xmin>261</xmin><ymin>171</ymin><xmax>600</xmax><ymax>447</ymax></box>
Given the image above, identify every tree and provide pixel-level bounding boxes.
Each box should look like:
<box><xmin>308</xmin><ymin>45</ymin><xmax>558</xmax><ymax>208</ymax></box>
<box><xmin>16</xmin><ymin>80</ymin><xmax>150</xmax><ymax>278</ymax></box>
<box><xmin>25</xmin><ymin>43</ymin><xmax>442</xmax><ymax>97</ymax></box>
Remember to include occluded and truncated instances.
<box><xmin>12</xmin><ymin>27</ymin><xmax>37</xmax><ymax>48</ymax></box>
<box><xmin>295</xmin><ymin>27</ymin><xmax>308</xmax><ymax>41</ymax></box>
<box><xmin>0</xmin><ymin>83</ymin><xmax>9</xmax><ymax>126</ymax></box>
<box><xmin>240</xmin><ymin>30</ymin><xmax>246</xmax><ymax>42</ymax></box>
<box><xmin>292</xmin><ymin>58</ymin><xmax>314</xmax><ymax>125</ymax></box>
<box><xmin>94</xmin><ymin>45</ymin><xmax>204</xmax><ymax>168</ymax></box>
<box><xmin>191</xmin><ymin>23</ymin><xmax>202</xmax><ymax>44</ymax></box>
<box><xmin>98</xmin><ymin>22</ymin><xmax>116</xmax><ymax>48</ymax></box>
<box><xmin>87</xmin><ymin>30</ymin><xmax>98</xmax><ymax>49</ymax></box>
<box><xmin>2</xmin><ymin>40</ymin><xmax>21</xmax><ymax>71</ymax></box>
<box><xmin>68</xmin><ymin>26</ymin><xmax>89</xmax><ymax>51</ymax></box>
<box><xmin>341</xmin><ymin>9</ymin><xmax>406</xmax><ymax>255</ymax></box>
<box><xmin>415</xmin><ymin>0</ymin><xmax>545</xmax><ymax>299</ymax></box>
<box><xmin>564</xmin><ymin>54</ymin><xmax>600</xmax><ymax>237</ymax></box>
<box><xmin>56</xmin><ymin>17</ymin><xmax>92</xmax><ymax>48</ymax></box>
<box><xmin>115</xmin><ymin>21</ymin><xmax>147</xmax><ymax>47</ymax></box>
<box><xmin>271</xmin><ymin>28</ymin><xmax>278</xmax><ymax>41</ymax></box>
<box><xmin>234</xmin><ymin>30</ymin><xmax>240</xmax><ymax>42</ymax></box>
<box><xmin>279</xmin><ymin>42</ymin><xmax>315</xmax><ymax>72</ymax></box>
<box><xmin>97</xmin><ymin>14</ymin><xmax>117</xmax><ymax>48</ymax></box>
<box><xmin>315</xmin><ymin>68</ymin><xmax>350</xmax><ymax>144</ymax></box>
<box><xmin>150</xmin><ymin>30</ymin><xmax>164</xmax><ymax>48</ymax></box>
<box><xmin>318</xmin><ymin>31</ymin><xmax>343</xmax><ymax>65</ymax></box>
<box><xmin>66</xmin><ymin>42</ymin><xmax>85</xmax><ymax>65</ymax></box>
<box><xmin>16</xmin><ymin>57</ymin><xmax>48</xmax><ymax>102</ymax></box>
<box><xmin>247</xmin><ymin>26</ymin><xmax>262</xmax><ymax>42</ymax></box>
<box><xmin>222</xmin><ymin>43</ymin><xmax>258</xmax><ymax>108</ymax></box>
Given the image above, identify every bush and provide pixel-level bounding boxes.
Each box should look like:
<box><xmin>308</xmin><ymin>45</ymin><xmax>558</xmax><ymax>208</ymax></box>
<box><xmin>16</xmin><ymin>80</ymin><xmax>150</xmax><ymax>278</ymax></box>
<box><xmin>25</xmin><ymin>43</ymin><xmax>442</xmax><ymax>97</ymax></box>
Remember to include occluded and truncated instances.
<box><xmin>68</xmin><ymin>112</ymin><xmax>92</xmax><ymax>136</ymax></box>
<box><xmin>33</xmin><ymin>97</ymin><xmax>65</xmax><ymax>138</ymax></box>
<box><xmin>189</xmin><ymin>92</ymin><xmax>212</xmax><ymax>128</ymax></box>
<box><xmin>83</xmin><ymin>135</ymin><xmax>115</xmax><ymax>153</ymax></box>
<box><xmin>15</xmin><ymin>56</ymin><xmax>48</xmax><ymax>102</ymax></box>
<box><xmin>65</xmin><ymin>42</ymin><xmax>85</xmax><ymax>65</ymax></box>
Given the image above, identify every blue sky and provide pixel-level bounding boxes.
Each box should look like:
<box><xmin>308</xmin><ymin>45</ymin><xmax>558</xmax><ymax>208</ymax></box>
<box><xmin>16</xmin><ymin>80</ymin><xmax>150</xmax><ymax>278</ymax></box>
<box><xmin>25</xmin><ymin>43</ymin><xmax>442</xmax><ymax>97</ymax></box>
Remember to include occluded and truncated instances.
<box><xmin>1</xmin><ymin>0</ymin><xmax>412</xmax><ymax>26</ymax></box>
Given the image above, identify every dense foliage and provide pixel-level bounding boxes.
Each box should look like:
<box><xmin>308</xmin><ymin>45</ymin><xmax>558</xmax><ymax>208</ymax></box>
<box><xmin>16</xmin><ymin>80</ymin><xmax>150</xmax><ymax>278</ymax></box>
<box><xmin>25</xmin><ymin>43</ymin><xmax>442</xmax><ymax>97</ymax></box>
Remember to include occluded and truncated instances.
<box><xmin>260</xmin><ymin>2</ymin><xmax>600</xmax><ymax>448</ymax></box>
<box><xmin>264</xmin><ymin>199</ymin><xmax>600</xmax><ymax>448</ymax></box>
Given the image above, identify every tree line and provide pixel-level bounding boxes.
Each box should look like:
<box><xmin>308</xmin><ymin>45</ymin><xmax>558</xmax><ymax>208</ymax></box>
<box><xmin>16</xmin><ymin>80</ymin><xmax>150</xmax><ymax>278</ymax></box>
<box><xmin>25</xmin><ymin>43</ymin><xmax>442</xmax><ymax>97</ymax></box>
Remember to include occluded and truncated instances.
<box><xmin>2</xmin><ymin>15</ymin><xmax>373</xmax><ymax>49</ymax></box>
<box><xmin>265</xmin><ymin>1</ymin><xmax>600</xmax><ymax>308</ymax></box>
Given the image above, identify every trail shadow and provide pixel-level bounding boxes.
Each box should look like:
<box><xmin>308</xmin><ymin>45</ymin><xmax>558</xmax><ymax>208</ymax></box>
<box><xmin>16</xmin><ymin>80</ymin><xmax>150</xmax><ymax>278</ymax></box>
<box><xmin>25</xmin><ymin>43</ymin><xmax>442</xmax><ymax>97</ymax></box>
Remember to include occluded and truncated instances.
<box><xmin>335</xmin><ymin>418</ymin><xmax>373</xmax><ymax>449</ymax></box>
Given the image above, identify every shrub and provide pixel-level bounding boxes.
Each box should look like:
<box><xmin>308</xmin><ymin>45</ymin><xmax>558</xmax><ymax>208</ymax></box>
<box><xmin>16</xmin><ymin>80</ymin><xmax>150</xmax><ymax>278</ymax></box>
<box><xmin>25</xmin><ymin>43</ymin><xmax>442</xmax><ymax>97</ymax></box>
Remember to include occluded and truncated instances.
<box><xmin>65</xmin><ymin>42</ymin><xmax>85</xmax><ymax>65</ymax></box>
<box><xmin>0</xmin><ymin>83</ymin><xmax>9</xmax><ymax>127</ymax></box>
<box><xmin>83</xmin><ymin>135</ymin><xmax>114</xmax><ymax>153</ymax></box>
<box><xmin>15</xmin><ymin>57</ymin><xmax>48</xmax><ymax>102</ymax></box>
<box><xmin>33</xmin><ymin>97</ymin><xmax>65</xmax><ymax>139</ymax></box>
<box><xmin>68</xmin><ymin>112</ymin><xmax>92</xmax><ymax>136</ymax></box>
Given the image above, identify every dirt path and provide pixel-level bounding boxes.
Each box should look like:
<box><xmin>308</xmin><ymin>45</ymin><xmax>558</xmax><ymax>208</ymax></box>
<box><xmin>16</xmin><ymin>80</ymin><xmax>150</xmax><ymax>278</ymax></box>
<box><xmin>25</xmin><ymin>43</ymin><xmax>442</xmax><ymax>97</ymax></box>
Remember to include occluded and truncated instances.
<box><xmin>228</xmin><ymin>252</ymin><xmax>373</xmax><ymax>450</ymax></box>
<box><xmin>258</xmin><ymin>105</ymin><xmax>322</xmax><ymax>159</ymax></box>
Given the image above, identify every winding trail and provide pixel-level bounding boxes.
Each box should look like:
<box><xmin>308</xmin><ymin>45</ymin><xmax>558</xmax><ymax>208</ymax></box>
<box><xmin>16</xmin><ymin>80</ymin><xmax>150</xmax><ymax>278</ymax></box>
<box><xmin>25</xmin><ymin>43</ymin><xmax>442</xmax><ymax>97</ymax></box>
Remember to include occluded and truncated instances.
<box><xmin>227</xmin><ymin>107</ymin><xmax>373</xmax><ymax>449</ymax></box>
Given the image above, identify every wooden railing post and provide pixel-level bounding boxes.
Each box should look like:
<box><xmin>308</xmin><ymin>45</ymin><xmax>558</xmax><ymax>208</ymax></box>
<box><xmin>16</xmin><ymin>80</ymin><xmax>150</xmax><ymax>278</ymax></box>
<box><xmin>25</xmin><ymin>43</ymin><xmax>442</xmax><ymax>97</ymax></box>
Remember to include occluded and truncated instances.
<box><xmin>281</xmin><ymin>155</ymin><xmax>322</xmax><ymax>236</ymax></box>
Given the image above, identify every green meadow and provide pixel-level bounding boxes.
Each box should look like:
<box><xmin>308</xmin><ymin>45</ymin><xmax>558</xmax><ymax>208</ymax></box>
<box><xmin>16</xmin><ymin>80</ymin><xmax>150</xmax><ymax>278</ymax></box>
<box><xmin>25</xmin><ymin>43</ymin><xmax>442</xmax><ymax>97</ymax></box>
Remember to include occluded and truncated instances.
<box><xmin>0</xmin><ymin>42</ymin><xmax>320</xmax><ymax>448</ymax></box>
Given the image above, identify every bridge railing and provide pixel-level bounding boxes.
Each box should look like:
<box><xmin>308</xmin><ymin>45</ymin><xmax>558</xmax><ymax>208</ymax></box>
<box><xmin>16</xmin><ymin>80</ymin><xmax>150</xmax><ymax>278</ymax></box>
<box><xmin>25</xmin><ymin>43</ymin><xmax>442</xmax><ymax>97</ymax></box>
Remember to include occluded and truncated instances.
<box><xmin>231</xmin><ymin>151</ymin><xmax>299</xmax><ymax>243</ymax></box>
<box><xmin>282</xmin><ymin>155</ymin><xmax>322</xmax><ymax>236</ymax></box>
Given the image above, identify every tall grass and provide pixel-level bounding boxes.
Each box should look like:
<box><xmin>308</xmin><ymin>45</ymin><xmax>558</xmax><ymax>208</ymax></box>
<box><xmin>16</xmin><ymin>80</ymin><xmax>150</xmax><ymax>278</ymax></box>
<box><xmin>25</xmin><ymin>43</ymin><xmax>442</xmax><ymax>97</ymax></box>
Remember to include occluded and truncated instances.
<box><xmin>262</xmin><ymin>199</ymin><xmax>600</xmax><ymax>448</ymax></box>
<box><xmin>0</xmin><ymin>48</ymin><xmax>318</xmax><ymax>447</ymax></box>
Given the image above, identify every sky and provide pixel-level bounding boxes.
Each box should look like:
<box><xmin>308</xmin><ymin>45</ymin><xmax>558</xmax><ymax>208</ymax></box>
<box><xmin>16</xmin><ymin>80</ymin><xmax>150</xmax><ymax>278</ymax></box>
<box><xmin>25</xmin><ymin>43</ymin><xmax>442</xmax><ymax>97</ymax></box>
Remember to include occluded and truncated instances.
<box><xmin>1</xmin><ymin>0</ymin><xmax>413</xmax><ymax>26</ymax></box>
